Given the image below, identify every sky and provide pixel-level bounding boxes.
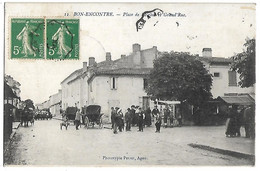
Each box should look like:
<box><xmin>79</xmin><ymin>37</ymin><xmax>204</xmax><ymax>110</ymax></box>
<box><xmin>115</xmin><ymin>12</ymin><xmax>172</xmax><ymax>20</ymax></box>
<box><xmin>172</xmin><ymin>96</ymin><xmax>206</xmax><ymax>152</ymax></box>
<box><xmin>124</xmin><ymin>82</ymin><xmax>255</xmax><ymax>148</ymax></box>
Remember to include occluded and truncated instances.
<box><xmin>4</xmin><ymin>3</ymin><xmax>256</xmax><ymax>104</ymax></box>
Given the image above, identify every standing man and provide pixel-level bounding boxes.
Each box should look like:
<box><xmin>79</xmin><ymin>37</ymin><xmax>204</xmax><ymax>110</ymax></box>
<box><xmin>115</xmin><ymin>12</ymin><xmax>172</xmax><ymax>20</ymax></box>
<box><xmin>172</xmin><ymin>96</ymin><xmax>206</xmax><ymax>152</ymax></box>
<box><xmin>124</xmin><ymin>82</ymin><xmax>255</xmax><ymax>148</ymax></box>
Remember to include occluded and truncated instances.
<box><xmin>75</xmin><ymin>109</ymin><xmax>81</xmax><ymax>130</ymax></box>
<box><xmin>144</xmin><ymin>107</ymin><xmax>152</xmax><ymax>127</ymax></box>
<box><xmin>113</xmin><ymin>107</ymin><xmax>119</xmax><ymax>134</ymax></box>
<box><xmin>125</xmin><ymin>108</ymin><xmax>132</xmax><ymax>131</ymax></box>
<box><xmin>137</xmin><ymin>107</ymin><xmax>145</xmax><ymax>132</ymax></box>
<box><xmin>130</xmin><ymin>105</ymin><xmax>136</xmax><ymax>126</ymax></box>
<box><xmin>117</xmin><ymin>108</ymin><xmax>124</xmax><ymax>132</ymax></box>
<box><xmin>152</xmin><ymin>106</ymin><xmax>160</xmax><ymax>119</ymax></box>
<box><xmin>155</xmin><ymin>111</ymin><xmax>162</xmax><ymax>133</ymax></box>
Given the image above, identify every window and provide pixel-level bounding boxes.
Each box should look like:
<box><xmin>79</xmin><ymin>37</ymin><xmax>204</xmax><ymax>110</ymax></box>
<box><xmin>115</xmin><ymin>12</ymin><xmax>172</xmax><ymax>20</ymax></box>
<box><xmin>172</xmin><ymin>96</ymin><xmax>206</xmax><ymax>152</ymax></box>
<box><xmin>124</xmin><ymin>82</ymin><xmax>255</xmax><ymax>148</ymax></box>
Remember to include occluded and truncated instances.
<box><xmin>228</xmin><ymin>71</ymin><xmax>237</xmax><ymax>86</ymax></box>
<box><xmin>143</xmin><ymin>78</ymin><xmax>148</xmax><ymax>89</ymax></box>
<box><xmin>110</xmin><ymin>77</ymin><xmax>117</xmax><ymax>90</ymax></box>
<box><xmin>213</xmin><ymin>72</ymin><xmax>220</xmax><ymax>77</ymax></box>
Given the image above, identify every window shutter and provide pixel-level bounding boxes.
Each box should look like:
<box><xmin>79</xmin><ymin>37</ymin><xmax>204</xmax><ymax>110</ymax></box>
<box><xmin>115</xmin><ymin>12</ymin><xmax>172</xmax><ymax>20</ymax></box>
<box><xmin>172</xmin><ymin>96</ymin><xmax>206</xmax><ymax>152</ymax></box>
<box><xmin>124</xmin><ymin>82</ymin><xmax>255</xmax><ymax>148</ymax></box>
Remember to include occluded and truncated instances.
<box><xmin>228</xmin><ymin>71</ymin><xmax>237</xmax><ymax>86</ymax></box>
<box><xmin>115</xmin><ymin>77</ymin><xmax>118</xmax><ymax>90</ymax></box>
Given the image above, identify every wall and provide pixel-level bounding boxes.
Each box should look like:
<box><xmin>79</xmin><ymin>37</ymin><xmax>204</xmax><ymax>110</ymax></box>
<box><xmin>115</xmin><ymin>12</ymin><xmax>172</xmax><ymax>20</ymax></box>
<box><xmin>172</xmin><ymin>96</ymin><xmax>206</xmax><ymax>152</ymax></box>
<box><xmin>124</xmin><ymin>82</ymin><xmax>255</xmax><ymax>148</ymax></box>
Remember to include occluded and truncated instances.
<box><xmin>61</xmin><ymin>73</ymin><xmax>80</xmax><ymax>110</ymax></box>
<box><xmin>209</xmin><ymin>64</ymin><xmax>254</xmax><ymax>98</ymax></box>
<box><xmin>88</xmin><ymin>75</ymin><xmax>152</xmax><ymax>122</ymax></box>
<box><xmin>80</xmin><ymin>76</ymin><xmax>89</xmax><ymax>108</ymax></box>
<box><xmin>49</xmin><ymin>91</ymin><xmax>62</xmax><ymax>116</ymax></box>
<box><xmin>141</xmin><ymin>47</ymin><xmax>157</xmax><ymax>68</ymax></box>
<box><xmin>42</xmin><ymin>100</ymin><xmax>50</xmax><ymax>109</ymax></box>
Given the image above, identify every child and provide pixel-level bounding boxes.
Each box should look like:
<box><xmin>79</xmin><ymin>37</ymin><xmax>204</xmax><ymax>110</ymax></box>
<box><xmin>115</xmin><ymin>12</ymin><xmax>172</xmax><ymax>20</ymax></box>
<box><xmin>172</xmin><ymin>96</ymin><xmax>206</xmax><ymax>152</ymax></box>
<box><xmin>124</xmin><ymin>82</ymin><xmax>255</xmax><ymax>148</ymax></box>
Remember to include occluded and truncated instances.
<box><xmin>60</xmin><ymin>113</ymin><xmax>69</xmax><ymax>130</ymax></box>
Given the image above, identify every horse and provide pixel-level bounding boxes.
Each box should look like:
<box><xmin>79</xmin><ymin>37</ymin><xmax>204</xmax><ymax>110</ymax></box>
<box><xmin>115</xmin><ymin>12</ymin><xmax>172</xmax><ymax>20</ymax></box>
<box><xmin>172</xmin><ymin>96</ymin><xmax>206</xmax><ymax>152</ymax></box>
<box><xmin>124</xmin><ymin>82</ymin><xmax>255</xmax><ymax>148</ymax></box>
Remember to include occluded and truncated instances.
<box><xmin>20</xmin><ymin>108</ymin><xmax>34</xmax><ymax>127</ymax></box>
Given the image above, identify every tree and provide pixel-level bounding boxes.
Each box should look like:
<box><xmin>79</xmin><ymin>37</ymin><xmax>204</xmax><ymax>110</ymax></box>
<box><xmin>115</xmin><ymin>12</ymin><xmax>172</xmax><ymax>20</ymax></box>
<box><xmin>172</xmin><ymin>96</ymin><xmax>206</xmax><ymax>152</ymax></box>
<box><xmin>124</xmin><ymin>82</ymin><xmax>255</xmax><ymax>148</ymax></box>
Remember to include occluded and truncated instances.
<box><xmin>231</xmin><ymin>38</ymin><xmax>255</xmax><ymax>88</ymax></box>
<box><xmin>146</xmin><ymin>51</ymin><xmax>212</xmax><ymax>107</ymax></box>
<box><xmin>24</xmin><ymin>99</ymin><xmax>35</xmax><ymax>109</ymax></box>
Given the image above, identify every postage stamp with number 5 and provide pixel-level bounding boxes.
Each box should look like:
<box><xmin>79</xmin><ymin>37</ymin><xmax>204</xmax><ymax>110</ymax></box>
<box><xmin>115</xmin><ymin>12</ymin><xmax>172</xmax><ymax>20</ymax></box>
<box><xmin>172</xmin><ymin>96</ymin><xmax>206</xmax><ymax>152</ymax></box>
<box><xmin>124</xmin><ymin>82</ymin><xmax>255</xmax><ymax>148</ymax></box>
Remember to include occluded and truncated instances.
<box><xmin>46</xmin><ymin>19</ymin><xmax>79</xmax><ymax>60</ymax></box>
<box><xmin>11</xmin><ymin>18</ymin><xmax>44</xmax><ymax>59</ymax></box>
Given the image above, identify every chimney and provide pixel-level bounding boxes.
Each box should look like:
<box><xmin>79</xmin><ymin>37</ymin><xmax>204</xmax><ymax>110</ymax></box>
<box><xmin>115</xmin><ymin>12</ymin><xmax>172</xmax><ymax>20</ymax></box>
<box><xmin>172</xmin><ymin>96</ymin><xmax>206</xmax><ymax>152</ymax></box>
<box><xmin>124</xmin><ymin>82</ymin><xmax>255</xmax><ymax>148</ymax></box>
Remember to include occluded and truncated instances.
<box><xmin>202</xmin><ymin>48</ymin><xmax>212</xmax><ymax>57</ymax></box>
<box><xmin>89</xmin><ymin>57</ymin><xmax>95</xmax><ymax>66</ymax></box>
<box><xmin>83</xmin><ymin>62</ymin><xmax>88</xmax><ymax>72</ymax></box>
<box><xmin>106</xmin><ymin>52</ymin><xmax>111</xmax><ymax>61</ymax></box>
<box><xmin>133</xmin><ymin>43</ymin><xmax>141</xmax><ymax>53</ymax></box>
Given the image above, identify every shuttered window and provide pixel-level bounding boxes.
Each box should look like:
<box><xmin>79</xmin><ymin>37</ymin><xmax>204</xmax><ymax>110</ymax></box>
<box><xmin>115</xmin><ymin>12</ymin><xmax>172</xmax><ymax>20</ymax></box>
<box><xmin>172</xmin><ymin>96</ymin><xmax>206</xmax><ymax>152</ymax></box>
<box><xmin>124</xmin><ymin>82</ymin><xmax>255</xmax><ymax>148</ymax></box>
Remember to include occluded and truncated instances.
<box><xmin>143</xmin><ymin>78</ymin><xmax>148</xmax><ymax>89</ymax></box>
<box><xmin>228</xmin><ymin>71</ymin><xmax>237</xmax><ymax>86</ymax></box>
<box><xmin>110</xmin><ymin>77</ymin><xmax>117</xmax><ymax>90</ymax></box>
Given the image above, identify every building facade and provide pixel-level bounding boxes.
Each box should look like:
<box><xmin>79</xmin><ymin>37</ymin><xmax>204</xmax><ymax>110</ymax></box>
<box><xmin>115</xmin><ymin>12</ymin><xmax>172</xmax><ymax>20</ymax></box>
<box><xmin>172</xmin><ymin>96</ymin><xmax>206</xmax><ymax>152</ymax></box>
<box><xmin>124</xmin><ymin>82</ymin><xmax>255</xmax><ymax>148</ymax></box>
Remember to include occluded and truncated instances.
<box><xmin>59</xmin><ymin>44</ymin><xmax>254</xmax><ymax>123</ymax></box>
<box><xmin>199</xmin><ymin>48</ymin><xmax>254</xmax><ymax>98</ymax></box>
<box><xmin>60</xmin><ymin>44</ymin><xmax>157</xmax><ymax>122</ymax></box>
<box><xmin>42</xmin><ymin>100</ymin><xmax>50</xmax><ymax>110</ymax></box>
<box><xmin>49</xmin><ymin>90</ymin><xmax>62</xmax><ymax>116</ymax></box>
<box><xmin>4</xmin><ymin>75</ymin><xmax>21</xmax><ymax>108</ymax></box>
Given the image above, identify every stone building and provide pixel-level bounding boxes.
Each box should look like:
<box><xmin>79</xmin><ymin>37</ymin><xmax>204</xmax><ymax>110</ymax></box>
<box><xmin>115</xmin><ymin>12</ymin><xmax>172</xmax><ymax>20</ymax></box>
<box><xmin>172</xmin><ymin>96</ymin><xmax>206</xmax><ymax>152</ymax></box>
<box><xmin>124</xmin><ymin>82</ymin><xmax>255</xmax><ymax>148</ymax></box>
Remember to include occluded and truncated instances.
<box><xmin>60</xmin><ymin>44</ymin><xmax>254</xmax><ymax>123</ymax></box>
<box><xmin>61</xmin><ymin>43</ymin><xmax>157</xmax><ymax>122</ymax></box>
<box><xmin>198</xmin><ymin>48</ymin><xmax>254</xmax><ymax>98</ymax></box>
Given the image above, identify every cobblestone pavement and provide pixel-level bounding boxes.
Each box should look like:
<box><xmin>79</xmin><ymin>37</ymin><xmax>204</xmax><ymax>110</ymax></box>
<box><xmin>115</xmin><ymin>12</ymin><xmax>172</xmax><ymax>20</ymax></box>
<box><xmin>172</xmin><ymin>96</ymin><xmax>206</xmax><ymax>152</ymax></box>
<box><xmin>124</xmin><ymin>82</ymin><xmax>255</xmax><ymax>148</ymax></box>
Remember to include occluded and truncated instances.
<box><xmin>4</xmin><ymin>119</ymin><xmax>254</xmax><ymax>166</ymax></box>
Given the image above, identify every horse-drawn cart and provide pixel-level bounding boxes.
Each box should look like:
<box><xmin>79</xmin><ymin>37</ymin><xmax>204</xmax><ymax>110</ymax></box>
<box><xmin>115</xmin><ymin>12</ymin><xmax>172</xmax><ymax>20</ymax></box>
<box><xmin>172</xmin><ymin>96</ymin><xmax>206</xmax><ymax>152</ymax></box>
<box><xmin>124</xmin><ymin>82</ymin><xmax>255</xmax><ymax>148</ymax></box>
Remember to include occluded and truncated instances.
<box><xmin>65</xmin><ymin>107</ymin><xmax>77</xmax><ymax>125</ymax></box>
<box><xmin>82</xmin><ymin>105</ymin><xmax>103</xmax><ymax>129</ymax></box>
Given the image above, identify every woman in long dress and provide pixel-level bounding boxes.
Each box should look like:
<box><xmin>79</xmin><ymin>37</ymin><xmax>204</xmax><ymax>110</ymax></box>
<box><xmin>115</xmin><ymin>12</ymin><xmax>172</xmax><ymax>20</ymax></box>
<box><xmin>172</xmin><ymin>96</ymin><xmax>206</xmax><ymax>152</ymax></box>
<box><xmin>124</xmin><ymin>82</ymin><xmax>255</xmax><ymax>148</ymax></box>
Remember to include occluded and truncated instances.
<box><xmin>52</xmin><ymin>22</ymin><xmax>71</xmax><ymax>58</ymax></box>
<box><xmin>16</xmin><ymin>21</ymin><xmax>38</xmax><ymax>57</ymax></box>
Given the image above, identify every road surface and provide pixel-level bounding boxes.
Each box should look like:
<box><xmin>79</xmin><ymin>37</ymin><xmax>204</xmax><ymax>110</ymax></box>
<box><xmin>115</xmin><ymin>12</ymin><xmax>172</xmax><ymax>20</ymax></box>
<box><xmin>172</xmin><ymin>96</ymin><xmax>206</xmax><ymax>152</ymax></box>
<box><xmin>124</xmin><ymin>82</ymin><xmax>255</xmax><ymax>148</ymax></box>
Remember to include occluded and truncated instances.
<box><xmin>4</xmin><ymin>119</ymin><xmax>254</xmax><ymax>166</ymax></box>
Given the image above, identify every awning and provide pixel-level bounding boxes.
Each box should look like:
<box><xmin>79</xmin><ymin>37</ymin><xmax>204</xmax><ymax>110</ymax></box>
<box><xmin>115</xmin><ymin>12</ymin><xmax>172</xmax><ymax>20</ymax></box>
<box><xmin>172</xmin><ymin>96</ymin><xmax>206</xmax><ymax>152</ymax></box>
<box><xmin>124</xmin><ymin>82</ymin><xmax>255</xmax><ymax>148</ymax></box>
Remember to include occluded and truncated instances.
<box><xmin>157</xmin><ymin>100</ymin><xmax>181</xmax><ymax>105</ymax></box>
<box><xmin>218</xmin><ymin>95</ymin><xmax>255</xmax><ymax>105</ymax></box>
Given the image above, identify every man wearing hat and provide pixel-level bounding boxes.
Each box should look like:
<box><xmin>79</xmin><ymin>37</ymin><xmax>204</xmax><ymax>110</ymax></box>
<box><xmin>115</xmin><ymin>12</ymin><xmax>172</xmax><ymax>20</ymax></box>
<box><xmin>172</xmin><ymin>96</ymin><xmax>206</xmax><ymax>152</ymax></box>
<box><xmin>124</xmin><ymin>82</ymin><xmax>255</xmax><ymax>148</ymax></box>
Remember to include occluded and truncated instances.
<box><xmin>125</xmin><ymin>108</ymin><xmax>132</xmax><ymax>131</ymax></box>
<box><xmin>137</xmin><ymin>107</ymin><xmax>145</xmax><ymax>132</ymax></box>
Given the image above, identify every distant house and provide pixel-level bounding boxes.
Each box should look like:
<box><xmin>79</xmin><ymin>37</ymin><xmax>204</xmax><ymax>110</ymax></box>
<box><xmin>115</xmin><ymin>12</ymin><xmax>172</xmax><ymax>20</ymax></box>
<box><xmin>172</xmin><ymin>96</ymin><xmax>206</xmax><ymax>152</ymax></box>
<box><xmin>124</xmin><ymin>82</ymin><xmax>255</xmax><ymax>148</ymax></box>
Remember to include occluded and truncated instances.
<box><xmin>49</xmin><ymin>90</ymin><xmax>62</xmax><ymax>116</ymax></box>
<box><xmin>4</xmin><ymin>75</ymin><xmax>21</xmax><ymax>108</ymax></box>
<box><xmin>42</xmin><ymin>100</ymin><xmax>50</xmax><ymax>110</ymax></box>
<box><xmin>35</xmin><ymin>103</ymin><xmax>44</xmax><ymax>110</ymax></box>
<box><xmin>198</xmin><ymin>48</ymin><xmax>254</xmax><ymax>98</ymax></box>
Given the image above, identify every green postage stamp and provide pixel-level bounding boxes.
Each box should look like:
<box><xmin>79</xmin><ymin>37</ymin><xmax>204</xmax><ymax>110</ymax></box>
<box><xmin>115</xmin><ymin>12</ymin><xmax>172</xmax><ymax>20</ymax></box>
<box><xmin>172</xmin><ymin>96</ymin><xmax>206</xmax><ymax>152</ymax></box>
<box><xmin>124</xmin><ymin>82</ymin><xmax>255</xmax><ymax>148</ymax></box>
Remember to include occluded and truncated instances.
<box><xmin>11</xmin><ymin>18</ymin><xmax>44</xmax><ymax>59</ymax></box>
<box><xmin>10</xmin><ymin>18</ymin><xmax>79</xmax><ymax>59</ymax></box>
<box><xmin>46</xmin><ymin>19</ymin><xmax>79</xmax><ymax>59</ymax></box>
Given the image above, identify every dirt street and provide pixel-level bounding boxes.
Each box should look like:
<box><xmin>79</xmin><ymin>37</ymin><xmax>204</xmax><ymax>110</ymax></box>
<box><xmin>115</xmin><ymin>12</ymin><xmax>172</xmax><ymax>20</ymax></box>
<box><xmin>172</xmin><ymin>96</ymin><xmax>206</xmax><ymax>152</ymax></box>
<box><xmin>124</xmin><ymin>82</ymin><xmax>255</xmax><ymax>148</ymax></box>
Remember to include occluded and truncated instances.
<box><xmin>4</xmin><ymin>119</ymin><xmax>254</xmax><ymax>166</ymax></box>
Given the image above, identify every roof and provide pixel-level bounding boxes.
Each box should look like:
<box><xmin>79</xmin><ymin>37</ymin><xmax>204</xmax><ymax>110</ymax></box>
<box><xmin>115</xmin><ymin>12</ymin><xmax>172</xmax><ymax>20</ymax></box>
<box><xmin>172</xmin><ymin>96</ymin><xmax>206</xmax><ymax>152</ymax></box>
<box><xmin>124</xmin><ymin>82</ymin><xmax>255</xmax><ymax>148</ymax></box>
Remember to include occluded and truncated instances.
<box><xmin>218</xmin><ymin>95</ymin><xmax>255</xmax><ymax>105</ymax></box>
<box><xmin>61</xmin><ymin>68</ymin><xmax>83</xmax><ymax>84</ymax></box>
<box><xmin>63</xmin><ymin>46</ymin><xmax>158</xmax><ymax>85</ymax></box>
<box><xmin>202</xmin><ymin>48</ymin><xmax>212</xmax><ymax>51</ymax></box>
<box><xmin>198</xmin><ymin>57</ymin><xmax>232</xmax><ymax>65</ymax></box>
<box><xmin>4</xmin><ymin>82</ymin><xmax>18</xmax><ymax>99</ymax></box>
<box><xmin>96</xmin><ymin>68</ymin><xmax>151</xmax><ymax>75</ymax></box>
<box><xmin>88</xmin><ymin>68</ymin><xmax>151</xmax><ymax>83</ymax></box>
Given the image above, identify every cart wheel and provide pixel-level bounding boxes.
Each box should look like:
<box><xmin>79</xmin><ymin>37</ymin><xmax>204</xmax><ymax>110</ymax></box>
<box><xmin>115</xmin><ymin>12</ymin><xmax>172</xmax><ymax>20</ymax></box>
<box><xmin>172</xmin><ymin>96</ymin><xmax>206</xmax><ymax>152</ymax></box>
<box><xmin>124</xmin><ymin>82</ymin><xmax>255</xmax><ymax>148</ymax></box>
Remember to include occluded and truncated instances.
<box><xmin>84</xmin><ymin>117</ymin><xmax>89</xmax><ymax>129</ymax></box>
<box><xmin>99</xmin><ymin>117</ymin><xmax>103</xmax><ymax>129</ymax></box>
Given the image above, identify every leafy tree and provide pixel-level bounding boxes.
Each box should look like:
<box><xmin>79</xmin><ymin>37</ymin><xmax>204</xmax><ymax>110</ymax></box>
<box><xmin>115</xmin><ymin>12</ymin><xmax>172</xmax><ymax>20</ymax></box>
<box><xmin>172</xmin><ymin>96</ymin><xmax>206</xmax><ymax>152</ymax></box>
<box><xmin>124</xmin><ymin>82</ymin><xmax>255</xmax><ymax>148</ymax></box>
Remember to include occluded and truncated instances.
<box><xmin>146</xmin><ymin>51</ymin><xmax>212</xmax><ymax>107</ymax></box>
<box><xmin>231</xmin><ymin>38</ymin><xmax>255</xmax><ymax>88</ymax></box>
<box><xmin>24</xmin><ymin>99</ymin><xmax>35</xmax><ymax>109</ymax></box>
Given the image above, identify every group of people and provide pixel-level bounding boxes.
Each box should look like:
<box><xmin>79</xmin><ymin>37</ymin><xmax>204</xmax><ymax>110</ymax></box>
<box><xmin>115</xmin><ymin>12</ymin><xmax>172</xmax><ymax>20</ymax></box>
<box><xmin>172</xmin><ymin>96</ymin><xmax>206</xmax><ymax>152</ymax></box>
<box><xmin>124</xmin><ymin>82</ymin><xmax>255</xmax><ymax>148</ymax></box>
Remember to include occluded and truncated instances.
<box><xmin>225</xmin><ymin>105</ymin><xmax>255</xmax><ymax>139</ymax></box>
<box><xmin>110</xmin><ymin>105</ymin><xmax>171</xmax><ymax>134</ymax></box>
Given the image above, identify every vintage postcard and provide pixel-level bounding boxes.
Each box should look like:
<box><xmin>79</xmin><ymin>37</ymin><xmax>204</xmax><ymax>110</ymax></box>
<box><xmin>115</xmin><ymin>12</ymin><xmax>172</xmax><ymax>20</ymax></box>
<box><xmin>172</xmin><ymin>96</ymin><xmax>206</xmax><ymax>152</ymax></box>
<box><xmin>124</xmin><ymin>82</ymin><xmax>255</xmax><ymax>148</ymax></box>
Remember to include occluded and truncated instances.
<box><xmin>3</xmin><ymin>2</ymin><xmax>256</xmax><ymax>167</ymax></box>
